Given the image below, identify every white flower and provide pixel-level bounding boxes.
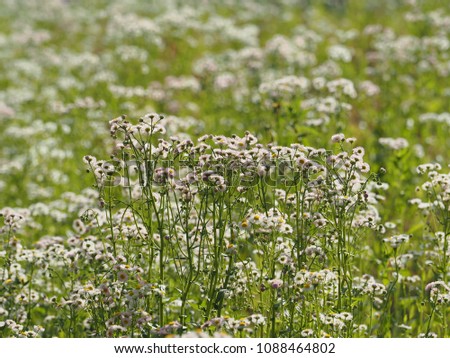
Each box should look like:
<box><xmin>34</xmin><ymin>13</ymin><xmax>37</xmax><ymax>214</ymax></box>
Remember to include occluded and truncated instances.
<box><xmin>117</xmin><ymin>271</ymin><xmax>129</xmax><ymax>282</ymax></box>
<box><xmin>331</xmin><ymin>133</ymin><xmax>345</xmax><ymax>143</ymax></box>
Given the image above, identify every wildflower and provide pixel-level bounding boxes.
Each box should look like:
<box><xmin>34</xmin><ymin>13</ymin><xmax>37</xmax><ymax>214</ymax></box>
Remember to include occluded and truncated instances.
<box><xmin>278</xmin><ymin>254</ymin><xmax>290</xmax><ymax>265</ymax></box>
<box><xmin>248</xmin><ymin>314</ymin><xmax>266</xmax><ymax>325</ymax></box>
<box><xmin>331</xmin><ymin>133</ymin><xmax>345</xmax><ymax>143</ymax></box>
<box><xmin>359</xmin><ymin>81</ymin><xmax>380</xmax><ymax>96</ymax></box>
<box><xmin>269</xmin><ymin>279</ymin><xmax>283</xmax><ymax>289</ymax></box>
<box><xmin>82</xmin><ymin>283</ymin><xmax>100</xmax><ymax>296</ymax></box>
<box><xmin>352</xmin><ymin>146</ymin><xmax>365</xmax><ymax>157</ymax></box>
<box><xmin>382</xmin><ymin>234</ymin><xmax>411</xmax><ymax>248</ymax></box>
<box><xmin>83</xmin><ymin>155</ymin><xmax>96</xmax><ymax>165</ymax></box>
<box><xmin>152</xmin><ymin>321</ymin><xmax>182</xmax><ymax>336</ymax></box>
<box><xmin>202</xmin><ymin>317</ymin><xmax>226</xmax><ymax>329</ymax></box>
<box><xmin>337</xmin><ymin>312</ymin><xmax>353</xmax><ymax>321</ymax></box>
<box><xmin>99</xmin><ymin>283</ymin><xmax>111</xmax><ymax>296</ymax></box>
<box><xmin>33</xmin><ymin>325</ymin><xmax>45</xmax><ymax>334</ymax></box>
<box><xmin>398</xmin><ymin>324</ymin><xmax>412</xmax><ymax>331</ymax></box>
<box><xmin>117</xmin><ymin>271</ymin><xmax>129</xmax><ymax>282</ymax></box>
<box><xmin>328</xmin><ymin>45</ymin><xmax>352</xmax><ymax>63</ymax></box>
<box><xmin>357</xmin><ymin>162</ymin><xmax>370</xmax><ymax>173</ymax></box>
<box><xmin>418</xmin><ymin>332</ymin><xmax>438</xmax><ymax>338</ymax></box>
<box><xmin>121</xmin><ymin>312</ymin><xmax>133</xmax><ymax>327</ymax></box>
<box><xmin>353</xmin><ymin>324</ymin><xmax>368</xmax><ymax>334</ymax></box>
<box><xmin>106</xmin><ymin>325</ymin><xmax>126</xmax><ymax>338</ymax></box>
<box><xmin>240</xmin><ymin>219</ymin><xmax>249</xmax><ymax>229</ymax></box>
<box><xmin>379</xmin><ymin>137</ymin><xmax>409</xmax><ymax>150</ymax></box>
<box><xmin>72</xmin><ymin>219</ymin><xmax>86</xmax><ymax>235</ymax></box>
<box><xmin>226</xmin><ymin>243</ymin><xmax>237</xmax><ymax>255</ymax></box>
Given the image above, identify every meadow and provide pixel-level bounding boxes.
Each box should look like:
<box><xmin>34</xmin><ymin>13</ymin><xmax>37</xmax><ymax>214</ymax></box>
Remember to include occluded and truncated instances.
<box><xmin>1</xmin><ymin>0</ymin><xmax>450</xmax><ymax>338</ymax></box>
